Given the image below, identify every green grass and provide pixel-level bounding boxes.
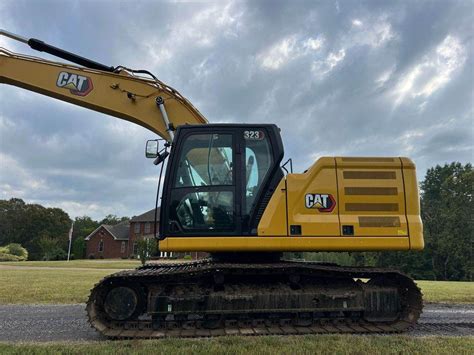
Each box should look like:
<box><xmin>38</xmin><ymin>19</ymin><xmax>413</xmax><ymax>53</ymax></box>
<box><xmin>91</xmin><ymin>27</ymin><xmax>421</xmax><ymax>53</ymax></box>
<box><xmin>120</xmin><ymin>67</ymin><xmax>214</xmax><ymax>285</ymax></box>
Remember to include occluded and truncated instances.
<box><xmin>1</xmin><ymin>259</ymin><xmax>141</xmax><ymax>269</ymax></box>
<box><xmin>0</xmin><ymin>261</ymin><xmax>473</xmax><ymax>304</ymax></box>
<box><xmin>0</xmin><ymin>336</ymin><xmax>472</xmax><ymax>354</ymax></box>
<box><xmin>418</xmin><ymin>280</ymin><xmax>474</xmax><ymax>303</ymax></box>
<box><xmin>0</xmin><ymin>269</ymin><xmax>112</xmax><ymax>304</ymax></box>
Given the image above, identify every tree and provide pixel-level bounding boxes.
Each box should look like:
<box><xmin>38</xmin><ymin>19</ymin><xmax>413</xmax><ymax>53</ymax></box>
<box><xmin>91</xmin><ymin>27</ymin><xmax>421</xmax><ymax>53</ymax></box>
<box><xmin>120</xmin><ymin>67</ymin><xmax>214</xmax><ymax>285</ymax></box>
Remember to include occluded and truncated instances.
<box><xmin>136</xmin><ymin>236</ymin><xmax>157</xmax><ymax>265</ymax></box>
<box><xmin>37</xmin><ymin>234</ymin><xmax>67</xmax><ymax>261</ymax></box>
<box><xmin>100</xmin><ymin>215</ymin><xmax>129</xmax><ymax>226</ymax></box>
<box><xmin>0</xmin><ymin>199</ymin><xmax>71</xmax><ymax>260</ymax></box>
<box><xmin>72</xmin><ymin>237</ymin><xmax>86</xmax><ymax>259</ymax></box>
<box><xmin>72</xmin><ymin>216</ymin><xmax>99</xmax><ymax>241</ymax></box>
<box><xmin>421</xmin><ymin>163</ymin><xmax>473</xmax><ymax>281</ymax></box>
<box><xmin>369</xmin><ymin>162</ymin><xmax>473</xmax><ymax>281</ymax></box>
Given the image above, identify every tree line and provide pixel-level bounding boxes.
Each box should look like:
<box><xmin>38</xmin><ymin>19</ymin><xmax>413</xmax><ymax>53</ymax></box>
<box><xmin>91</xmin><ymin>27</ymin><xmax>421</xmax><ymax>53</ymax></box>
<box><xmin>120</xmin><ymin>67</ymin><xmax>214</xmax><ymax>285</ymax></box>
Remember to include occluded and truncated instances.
<box><xmin>0</xmin><ymin>162</ymin><xmax>472</xmax><ymax>280</ymax></box>
<box><xmin>0</xmin><ymin>199</ymin><xmax>128</xmax><ymax>260</ymax></box>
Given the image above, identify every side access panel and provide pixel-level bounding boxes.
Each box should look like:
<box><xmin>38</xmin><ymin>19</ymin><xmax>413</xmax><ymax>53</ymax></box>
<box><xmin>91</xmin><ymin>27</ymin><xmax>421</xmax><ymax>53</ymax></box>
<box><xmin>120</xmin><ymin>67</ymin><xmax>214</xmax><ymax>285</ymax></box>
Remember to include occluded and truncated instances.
<box><xmin>285</xmin><ymin>157</ymin><xmax>340</xmax><ymax>236</ymax></box>
<box><xmin>335</xmin><ymin>157</ymin><xmax>408</xmax><ymax>237</ymax></box>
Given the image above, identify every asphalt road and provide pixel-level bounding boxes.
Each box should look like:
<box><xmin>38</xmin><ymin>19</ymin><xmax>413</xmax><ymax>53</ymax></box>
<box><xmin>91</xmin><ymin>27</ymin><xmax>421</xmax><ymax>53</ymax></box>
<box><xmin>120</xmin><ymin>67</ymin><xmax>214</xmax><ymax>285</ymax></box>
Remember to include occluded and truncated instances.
<box><xmin>0</xmin><ymin>303</ymin><xmax>472</xmax><ymax>342</ymax></box>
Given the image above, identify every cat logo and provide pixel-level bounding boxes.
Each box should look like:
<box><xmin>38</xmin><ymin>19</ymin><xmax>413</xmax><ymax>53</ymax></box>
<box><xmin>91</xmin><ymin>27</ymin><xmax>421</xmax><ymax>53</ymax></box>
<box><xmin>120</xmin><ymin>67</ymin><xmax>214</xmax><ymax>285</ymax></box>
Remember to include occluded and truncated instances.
<box><xmin>56</xmin><ymin>71</ymin><xmax>93</xmax><ymax>96</ymax></box>
<box><xmin>305</xmin><ymin>193</ymin><xmax>336</xmax><ymax>212</ymax></box>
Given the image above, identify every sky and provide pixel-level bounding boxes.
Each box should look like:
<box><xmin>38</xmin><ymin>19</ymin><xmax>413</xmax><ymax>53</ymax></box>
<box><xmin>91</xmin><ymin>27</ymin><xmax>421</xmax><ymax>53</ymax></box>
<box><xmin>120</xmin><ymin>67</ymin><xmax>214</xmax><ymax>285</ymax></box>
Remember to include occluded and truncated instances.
<box><xmin>0</xmin><ymin>0</ymin><xmax>472</xmax><ymax>220</ymax></box>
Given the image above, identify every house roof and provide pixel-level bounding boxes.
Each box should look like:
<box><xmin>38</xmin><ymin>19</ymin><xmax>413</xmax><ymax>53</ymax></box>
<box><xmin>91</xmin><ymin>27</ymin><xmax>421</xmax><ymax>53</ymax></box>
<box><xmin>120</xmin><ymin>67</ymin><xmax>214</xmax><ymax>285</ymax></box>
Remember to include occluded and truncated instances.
<box><xmin>103</xmin><ymin>221</ymin><xmax>130</xmax><ymax>240</ymax></box>
<box><xmin>130</xmin><ymin>208</ymin><xmax>160</xmax><ymax>222</ymax></box>
<box><xmin>84</xmin><ymin>221</ymin><xmax>130</xmax><ymax>241</ymax></box>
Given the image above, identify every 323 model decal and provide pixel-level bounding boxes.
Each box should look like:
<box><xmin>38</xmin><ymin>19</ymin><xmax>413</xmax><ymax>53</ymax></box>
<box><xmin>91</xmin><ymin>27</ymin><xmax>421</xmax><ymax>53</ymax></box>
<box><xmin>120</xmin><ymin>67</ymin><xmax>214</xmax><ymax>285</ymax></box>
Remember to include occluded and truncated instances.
<box><xmin>305</xmin><ymin>193</ymin><xmax>336</xmax><ymax>212</ymax></box>
<box><xmin>56</xmin><ymin>71</ymin><xmax>93</xmax><ymax>96</ymax></box>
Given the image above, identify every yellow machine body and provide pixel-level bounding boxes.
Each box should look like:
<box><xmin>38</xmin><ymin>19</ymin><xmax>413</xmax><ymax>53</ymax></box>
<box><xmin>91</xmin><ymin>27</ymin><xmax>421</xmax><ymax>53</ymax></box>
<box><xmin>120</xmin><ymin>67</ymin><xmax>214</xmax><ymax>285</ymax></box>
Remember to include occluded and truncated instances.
<box><xmin>160</xmin><ymin>156</ymin><xmax>423</xmax><ymax>252</ymax></box>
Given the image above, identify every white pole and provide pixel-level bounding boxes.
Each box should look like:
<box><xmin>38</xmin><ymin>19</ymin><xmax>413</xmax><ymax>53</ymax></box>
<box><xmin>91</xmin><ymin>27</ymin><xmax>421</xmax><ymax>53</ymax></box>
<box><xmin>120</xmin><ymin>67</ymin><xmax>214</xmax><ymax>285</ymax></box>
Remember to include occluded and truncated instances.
<box><xmin>67</xmin><ymin>221</ymin><xmax>74</xmax><ymax>261</ymax></box>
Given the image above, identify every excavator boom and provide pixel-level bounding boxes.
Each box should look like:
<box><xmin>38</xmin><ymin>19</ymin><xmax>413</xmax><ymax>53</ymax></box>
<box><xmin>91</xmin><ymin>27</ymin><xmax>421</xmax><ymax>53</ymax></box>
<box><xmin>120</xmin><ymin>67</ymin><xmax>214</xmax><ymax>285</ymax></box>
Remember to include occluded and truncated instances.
<box><xmin>0</xmin><ymin>30</ymin><xmax>207</xmax><ymax>141</ymax></box>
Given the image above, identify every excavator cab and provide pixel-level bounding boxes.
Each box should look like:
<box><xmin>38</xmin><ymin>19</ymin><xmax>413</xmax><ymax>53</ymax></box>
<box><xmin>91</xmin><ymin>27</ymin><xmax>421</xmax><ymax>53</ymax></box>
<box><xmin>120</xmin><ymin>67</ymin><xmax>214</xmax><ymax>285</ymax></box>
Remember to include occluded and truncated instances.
<box><xmin>160</xmin><ymin>124</ymin><xmax>284</xmax><ymax>238</ymax></box>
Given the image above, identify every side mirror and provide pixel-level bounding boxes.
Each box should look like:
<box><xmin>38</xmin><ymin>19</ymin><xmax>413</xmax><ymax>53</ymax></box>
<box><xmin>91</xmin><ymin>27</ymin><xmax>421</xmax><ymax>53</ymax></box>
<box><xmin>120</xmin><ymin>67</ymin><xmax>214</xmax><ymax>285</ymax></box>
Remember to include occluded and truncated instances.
<box><xmin>145</xmin><ymin>140</ymin><xmax>159</xmax><ymax>158</ymax></box>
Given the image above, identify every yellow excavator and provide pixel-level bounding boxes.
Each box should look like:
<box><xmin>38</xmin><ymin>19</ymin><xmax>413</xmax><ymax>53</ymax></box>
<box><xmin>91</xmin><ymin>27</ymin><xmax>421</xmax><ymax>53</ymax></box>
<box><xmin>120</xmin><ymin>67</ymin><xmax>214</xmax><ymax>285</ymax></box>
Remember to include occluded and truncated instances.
<box><xmin>0</xmin><ymin>30</ymin><xmax>423</xmax><ymax>337</ymax></box>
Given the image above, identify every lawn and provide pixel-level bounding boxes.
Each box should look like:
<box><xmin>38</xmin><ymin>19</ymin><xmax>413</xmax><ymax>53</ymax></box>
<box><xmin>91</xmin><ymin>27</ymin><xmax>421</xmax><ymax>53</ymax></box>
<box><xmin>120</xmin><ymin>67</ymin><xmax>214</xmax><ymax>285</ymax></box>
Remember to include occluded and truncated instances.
<box><xmin>1</xmin><ymin>259</ymin><xmax>141</xmax><ymax>269</ymax></box>
<box><xmin>0</xmin><ymin>336</ymin><xmax>473</xmax><ymax>355</ymax></box>
<box><xmin>0</xmin><ymin>260</ymin><xmax>472</xmax><ymax>304</ymax></box>
<box><xmin>418</xmin><ymin>280</ymin><xmax>474</xmax><ymax>304</ymax></box>
<box><xmin>0</xmin><ymin>268</ymin><xmax>112</xmax><ymax>304</ymax></box>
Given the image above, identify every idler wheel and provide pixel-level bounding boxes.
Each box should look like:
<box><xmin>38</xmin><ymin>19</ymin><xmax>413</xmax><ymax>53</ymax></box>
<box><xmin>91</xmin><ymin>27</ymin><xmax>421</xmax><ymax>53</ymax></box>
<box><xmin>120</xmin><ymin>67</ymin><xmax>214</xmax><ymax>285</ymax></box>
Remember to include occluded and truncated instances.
<box><xmin>103</xmin><ymin>285</ymin><xmax>145</xmax><ymax>321</ymax></box>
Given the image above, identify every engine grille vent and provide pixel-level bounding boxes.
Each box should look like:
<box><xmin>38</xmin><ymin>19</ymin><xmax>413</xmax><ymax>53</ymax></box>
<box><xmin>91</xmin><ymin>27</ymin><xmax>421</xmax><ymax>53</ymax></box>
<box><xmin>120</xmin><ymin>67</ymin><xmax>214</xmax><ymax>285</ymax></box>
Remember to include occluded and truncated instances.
<box><xmin>359</xmin><ymin>217</ymin><xmax>401</xmax><ymax>227</ymax></box>
<box><xmin>341</xmin><ymin>157</ymin><xmax>395</xmax><ymax>162</ymax></box>
<box><xmin>343</xmin><ymin>171</ymin><xmax>396</xmax><ymax>180</ymax></box>
<box><xmin>346</xmin><ymin>203</ymin><xmax>399</xmax><ymax>212</ymax></box>
<box><xmin>345</xmin><ymin>187</ymin><xmax>398</xmax><ymax>195</ymax></box>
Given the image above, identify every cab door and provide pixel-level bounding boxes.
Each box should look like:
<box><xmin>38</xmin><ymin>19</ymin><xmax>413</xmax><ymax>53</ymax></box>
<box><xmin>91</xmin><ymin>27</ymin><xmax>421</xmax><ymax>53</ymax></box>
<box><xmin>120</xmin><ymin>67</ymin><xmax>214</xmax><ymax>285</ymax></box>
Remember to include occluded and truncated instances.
<box><xmin>162</xmin><ymin>128</ymin><xmax>241</xmax><ymax>236</ymax></box>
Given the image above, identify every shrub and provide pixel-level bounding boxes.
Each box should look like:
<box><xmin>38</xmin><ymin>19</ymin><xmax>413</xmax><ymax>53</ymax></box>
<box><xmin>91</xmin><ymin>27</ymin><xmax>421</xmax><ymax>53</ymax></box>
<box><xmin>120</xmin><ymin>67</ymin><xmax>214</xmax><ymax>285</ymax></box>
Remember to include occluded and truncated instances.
<box><xmin>5</xmin><ymin>243</ymin><xmax>28</xmax><ymax>260</ymax></box>
<box><xmin>41</xmin><ymin>248</ymin><xmax>67</xmax><ymax>261</ymax></box>
<box><xmin>0</xmin><ymin>243</ymin><xmax>28</xmax><ymax>261</ymax></box>
<box><xmin>0</xmin><ymin>252</ymin><xmax>22</xmax><ymax>262</ymax></box>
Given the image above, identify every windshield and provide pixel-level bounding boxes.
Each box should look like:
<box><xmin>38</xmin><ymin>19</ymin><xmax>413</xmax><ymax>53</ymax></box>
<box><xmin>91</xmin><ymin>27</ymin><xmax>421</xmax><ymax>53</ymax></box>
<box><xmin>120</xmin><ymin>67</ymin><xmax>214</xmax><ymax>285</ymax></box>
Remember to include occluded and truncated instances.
<box><xmin>174</xmin><ymin>134</ymin><xmax>233</xmax><ymax>187</ymax></box>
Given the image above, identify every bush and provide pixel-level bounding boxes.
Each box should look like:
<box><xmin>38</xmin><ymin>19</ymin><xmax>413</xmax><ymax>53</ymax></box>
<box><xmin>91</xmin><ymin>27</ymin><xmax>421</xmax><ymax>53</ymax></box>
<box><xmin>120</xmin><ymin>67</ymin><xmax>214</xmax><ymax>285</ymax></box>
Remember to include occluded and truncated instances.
<box><xmin>37</xmin><ymin>236</ymin><xmax>67</xmax><ymax>260</ymax></box>
<box><xmin>5</xmin><ymin>243</ymin><xmax>28</xmax><ymax>260</ymax></box>
<box><xmin>41</xmin><ymin>248</ymin><xmax>67</xmax><ymax>261</ymax></box>
<box><xmin>0</xmin><ymin>243</ymin><xmax>28</xmax><ymax>261</ymax></box>
<box><xmin>0</xmin><ymin>252</ymin><xmax>22</xmax><ymax>262</ymax></box>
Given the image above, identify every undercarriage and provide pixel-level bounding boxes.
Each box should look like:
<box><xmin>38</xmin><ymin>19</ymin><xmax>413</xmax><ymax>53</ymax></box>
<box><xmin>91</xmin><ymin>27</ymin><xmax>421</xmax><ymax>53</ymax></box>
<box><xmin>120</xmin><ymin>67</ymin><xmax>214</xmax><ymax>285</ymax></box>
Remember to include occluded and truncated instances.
<box><xmin>86</xmin><ymin>258</ymin><xmax>423</xmax><ymax>338</ymax></box>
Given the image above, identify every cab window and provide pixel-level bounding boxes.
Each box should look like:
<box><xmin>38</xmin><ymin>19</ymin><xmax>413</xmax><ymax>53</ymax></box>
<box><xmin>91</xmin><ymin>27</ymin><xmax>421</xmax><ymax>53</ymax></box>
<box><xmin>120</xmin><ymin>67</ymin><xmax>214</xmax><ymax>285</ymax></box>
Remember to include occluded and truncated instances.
<box><xmin>170</xmin><ymin>133</ymin><xmax>235</xmax><ymax>232</ymax></box>
<box><xmin>174</xmin><ymin>134</ymin><xmax>233</xmax><ymax>187</ymax></box>
<box><xmin>244</xmin><ymin>133</ymin><xmax>272</xmax><ymax>214</ymax></box>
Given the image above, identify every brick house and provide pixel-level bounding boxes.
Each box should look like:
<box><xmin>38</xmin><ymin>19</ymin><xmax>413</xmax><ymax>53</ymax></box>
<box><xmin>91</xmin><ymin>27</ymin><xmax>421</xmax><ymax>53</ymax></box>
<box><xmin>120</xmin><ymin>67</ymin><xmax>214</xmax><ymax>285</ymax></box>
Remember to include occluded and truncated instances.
<box><xmin>85</xmin><ymin>208</ymin><xmax>208</xmax><ymax>259</ymax></box>
<box><xmin>85</xmin><ymin>221</ymin><xmax>130</xmax><ymax>259</ymax></box>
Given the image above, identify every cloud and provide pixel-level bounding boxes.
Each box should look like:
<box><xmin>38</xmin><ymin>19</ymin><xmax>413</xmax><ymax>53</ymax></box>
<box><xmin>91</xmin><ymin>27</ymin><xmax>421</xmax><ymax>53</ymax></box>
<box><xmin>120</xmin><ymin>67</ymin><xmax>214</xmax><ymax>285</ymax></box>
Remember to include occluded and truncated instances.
<box><xmin>392</xmin><ymin>35</ymin><xmax>467</xmax><ymax>107</ymax></box>
<box><xmin>0</xmin><ymin>0</ymin><xmax>472</xmax><ymax>220</ymax></box>
<box><xmin>311</xmin><ymin>49</ymin><xmax>346</xmax><ymax>77</ymax></box>
<box><xmin>347</xmin><ymin>15</ymin><xmax>396</xmax><ymax>48</ymax></box>
<box><xmin>258</xmin><ymin>34</ymin><xmax>325</xmax><ymax>70</ymax></box>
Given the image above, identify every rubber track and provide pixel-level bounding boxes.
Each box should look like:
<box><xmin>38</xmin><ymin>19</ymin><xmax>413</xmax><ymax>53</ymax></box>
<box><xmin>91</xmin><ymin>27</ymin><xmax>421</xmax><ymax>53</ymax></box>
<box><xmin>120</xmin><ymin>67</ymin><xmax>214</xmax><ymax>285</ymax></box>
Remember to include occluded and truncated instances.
<box><xmin>86</xmin><ymin>260</ymin><xmax>423</xmax><ymax>339</ymax></box>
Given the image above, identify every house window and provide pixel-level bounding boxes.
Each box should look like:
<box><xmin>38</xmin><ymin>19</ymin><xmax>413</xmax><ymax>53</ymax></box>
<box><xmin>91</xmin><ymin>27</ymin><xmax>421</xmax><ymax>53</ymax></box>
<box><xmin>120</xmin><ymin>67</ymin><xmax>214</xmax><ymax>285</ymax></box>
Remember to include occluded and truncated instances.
<box><xmin>98</xmin><ymin>240</ymin><xmax>104</xmax><ymax>253</ymax></box>
<box><xmin>121</xmin><ymin>241</ymin><xmax>126</xmax><ymax>253</ymax></box>
<box><xmin>145</xmin><ymin>222</ymin><xmax>151</xmax><ymax>234</ymax></box>
<box><xmin>134</xmin><ymin>223</ymin><xmax>140</xmax><ymax>234</ymax></box>
<box><xmin>133</xmin><ymin>242</ymin><xmax>138</xmax><ymax>255</ymax></box>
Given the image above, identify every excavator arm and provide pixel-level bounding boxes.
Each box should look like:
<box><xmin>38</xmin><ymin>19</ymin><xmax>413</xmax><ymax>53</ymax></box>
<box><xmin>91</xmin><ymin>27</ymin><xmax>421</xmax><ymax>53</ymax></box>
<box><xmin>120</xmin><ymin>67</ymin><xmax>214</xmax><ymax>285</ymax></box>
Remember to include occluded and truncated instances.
<box><xmin>0</xmin><ymin>30</ymin><xmax>207</xmax><ymax>141</ymax></box>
